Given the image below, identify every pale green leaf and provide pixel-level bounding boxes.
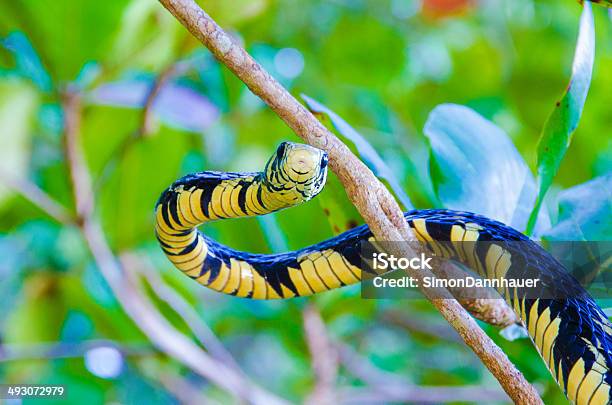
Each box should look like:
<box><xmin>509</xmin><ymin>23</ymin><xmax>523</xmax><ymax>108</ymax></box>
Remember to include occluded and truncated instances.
<box><xmin>424</xmin><ymin>104</ymin><xmax>548</xmax><ymax>232</ymax></box>
<box><xmin>527</xmin><ymin>2</ymin><xmax>595</xmax><ymax>234</ymax></box>
<box><xmin>302</xmin><ymin>94</ymin><xmax>413</xmax><ymax>210</ymax></box>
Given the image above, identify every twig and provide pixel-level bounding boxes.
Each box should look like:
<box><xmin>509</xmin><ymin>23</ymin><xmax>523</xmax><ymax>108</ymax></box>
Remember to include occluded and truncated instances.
<box><xmin>93</xmin><ymin>63</ymin><xmax>177</xmax><ymax>194</ymax></box>
<box><xmin>61</xmin><ymin>90</ymin><xmax>287</xmax><ymax>405</ymax></box>
<box><xmin>0</xmin><ymin>170</ymin><xmax>76</xmax><ymax>224</ymax></box>
<box><xmin>0</xmin><ymin>340</ymin><xmax>153</xmax><ymax>361</ymax></box>
<box><xmin>303</xmin><ymin>305</ymin><xmax>338</xmax><ymax>405</ymax></box>
<box><xmin>120</xmin><ymin>252</ymin><xmax>242</xmax><ymax>371</ymax></box>
<box><xmin>156</xmin><ymin>1</ymin><xmax>541</xmax><ymax>403</ymax></box>
<box><xmin>139</xmin><ymin>64</ymin><xmax>177</xmax><ymax>137</ymax></box>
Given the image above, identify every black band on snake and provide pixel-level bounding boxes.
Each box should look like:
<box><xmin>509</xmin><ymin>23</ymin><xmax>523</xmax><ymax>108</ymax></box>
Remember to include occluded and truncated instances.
<box><xmin>155</xmin><ymin>142</ymin><xmax>612</xmax><ymax>404</ymax></box>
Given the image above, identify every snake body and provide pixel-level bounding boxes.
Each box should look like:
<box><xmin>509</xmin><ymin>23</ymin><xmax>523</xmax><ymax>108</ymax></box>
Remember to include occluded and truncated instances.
<box><xmin>155</xmin><ymin>142</ymin><xmax>612</xmax><ymax>404</ymax></box>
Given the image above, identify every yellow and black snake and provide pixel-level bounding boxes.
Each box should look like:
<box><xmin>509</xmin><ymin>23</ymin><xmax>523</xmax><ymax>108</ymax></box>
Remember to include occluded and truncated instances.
<box><xmin>155</xmin><ymin>142</ymin><xmax>612</xmax><ymax>404</ymax></box>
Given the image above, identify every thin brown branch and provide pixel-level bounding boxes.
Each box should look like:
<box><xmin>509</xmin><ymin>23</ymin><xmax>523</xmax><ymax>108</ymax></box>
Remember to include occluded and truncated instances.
<box><xmin>157</xmin><ymin>1</ymin><xmax>541</xmax><ymax>403</ymax></box>
<box><xmin>139</xmin><ymin>65</ymin><xmax>176</xmax><ymax>137</ymax></box>
<box><xmin>0</xmin><ymin>170</ymin><xmax>75</xmax><ymax>224</ymax></box>
<box><xmin>61</xmin><ymin>91</ymin><xmax>287</xmax><ymax>405</ymax></box>
<box><xmin>303</xmin><ymin>305</ymin><xmax>338</xmax><ymax>405</ymax></box>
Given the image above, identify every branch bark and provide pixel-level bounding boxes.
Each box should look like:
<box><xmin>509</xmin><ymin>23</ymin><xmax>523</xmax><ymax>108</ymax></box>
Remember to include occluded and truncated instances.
<box><xmin>156</xmin><ymin>1</ymin><xmax>541</xmax><ymax>403</ymax></box>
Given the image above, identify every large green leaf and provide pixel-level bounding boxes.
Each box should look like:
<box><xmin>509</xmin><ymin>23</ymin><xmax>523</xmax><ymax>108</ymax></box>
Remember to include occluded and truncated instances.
<box><xmin>526</xmin><ymin>2</ymin><xmax>595</xmax><ymax>234</ymax></box>
<box><xmin>543</xmin><ymin>173</ymin><xmax>611</xmax><ymax>241</ymax></box>
<box><xmin>424</xmin><ymin>104</ymin><xmax>549</xmax><ymax>232</ymax></box>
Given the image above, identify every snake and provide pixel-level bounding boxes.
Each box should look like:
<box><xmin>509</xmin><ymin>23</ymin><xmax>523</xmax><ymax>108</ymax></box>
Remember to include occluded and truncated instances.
<box><xmin>155</xmin><ymin>141</ymin><xmax>612</xmax><ymax>404</ymax></box>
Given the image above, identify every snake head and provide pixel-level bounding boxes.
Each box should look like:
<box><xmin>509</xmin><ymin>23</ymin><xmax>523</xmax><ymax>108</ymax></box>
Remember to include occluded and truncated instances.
<box><xmin>264</xmin><ymin>141</ymin><xmax>328</xmax><ymax>204</ymax></box>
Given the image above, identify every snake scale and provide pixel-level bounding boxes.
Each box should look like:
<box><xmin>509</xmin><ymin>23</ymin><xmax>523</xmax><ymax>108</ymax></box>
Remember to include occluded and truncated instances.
<box><xmin>155</xmin><ymin>142</ymin><xmax>612</xmax><ymax>404</ymax></box>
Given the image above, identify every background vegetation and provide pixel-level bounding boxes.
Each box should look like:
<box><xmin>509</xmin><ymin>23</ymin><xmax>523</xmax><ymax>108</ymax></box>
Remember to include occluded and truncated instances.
<box><xmin>0</xmin><ymin>0</ymin><xmax>610</xmax><ymax>403</ymax></box>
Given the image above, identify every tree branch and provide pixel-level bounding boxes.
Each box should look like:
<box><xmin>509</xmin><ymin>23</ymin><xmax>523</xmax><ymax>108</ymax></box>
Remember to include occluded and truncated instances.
<box><xmin>139</xmin><ymin>64</ymin><xmax>176</xmax><ymax>137</ymax></box>
<box><xmin>156</xmin><ymin>1</ymin><xmax>541</xmax><ymax>403</ymax></box>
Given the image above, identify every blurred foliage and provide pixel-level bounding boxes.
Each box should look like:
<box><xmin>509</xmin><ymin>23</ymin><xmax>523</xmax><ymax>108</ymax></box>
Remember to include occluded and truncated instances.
<box><xmin>0</xmin><ymin>0</ymin><xmax>610</xmax><ymax>404</ymax></box>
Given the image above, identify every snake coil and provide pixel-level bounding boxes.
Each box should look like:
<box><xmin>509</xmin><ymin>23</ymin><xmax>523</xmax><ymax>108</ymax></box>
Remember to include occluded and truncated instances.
<box><xmin>155</xmin><ymin>142</ymin><xmax>612</xmax><ymax>404</ymax></box>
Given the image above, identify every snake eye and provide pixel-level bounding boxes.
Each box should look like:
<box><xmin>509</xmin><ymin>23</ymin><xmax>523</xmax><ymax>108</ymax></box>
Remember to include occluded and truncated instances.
<box><xmin>276</xmin><ymin>142</ymin><xmax>288</xmax><ymax>160</ymax></box>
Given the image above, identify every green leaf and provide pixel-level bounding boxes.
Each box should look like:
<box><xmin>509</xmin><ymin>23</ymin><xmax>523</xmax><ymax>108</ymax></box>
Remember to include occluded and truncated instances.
<box><xmin>526</xmin><ymin>2</ymin><xmax>595</xmax><ymax>234</ymax></box>
<box><xmin>542</xmin><ymin>173</ymin><xmax>611</xmax><ymax>241</ymax></box>
<box><xmin>302</xmin><ymin>94</ymin><xmax>413</xmax><ymax>210</ymax></box>
<box><xmin>423</xmin><ymin>104</ymin><xmax>548</xmax><ymax>232</ymax></box>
